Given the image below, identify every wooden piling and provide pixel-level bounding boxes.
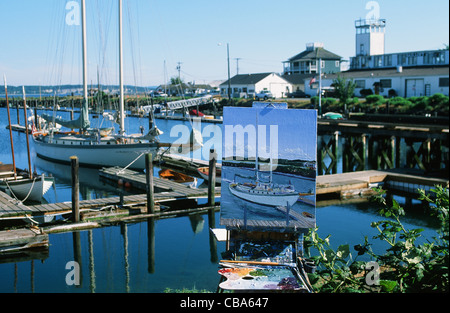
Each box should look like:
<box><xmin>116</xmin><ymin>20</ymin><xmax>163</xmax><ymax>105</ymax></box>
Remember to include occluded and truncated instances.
<box><xmin>208</xmin><ymin>149</ymin><xmax>217</xmax><ymax>206</ymax></box>
<box><xmin>71</xmin><ymin>156</ymin><xmax>80</xmax><ymax>222</ymax></box>
<box><xmin>145</xmin><ymin>153</ymin><xmax>155</xmax><ymax>214</ymax></box>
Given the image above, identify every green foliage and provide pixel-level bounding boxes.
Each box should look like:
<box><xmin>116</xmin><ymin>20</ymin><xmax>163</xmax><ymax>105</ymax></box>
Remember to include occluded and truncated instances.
<box><xmin>304</xmin><ymin>186</ymin><xmax>449</xmax><ymax>293</ymax></box>
<box><xmin>333</xmin><ymin>75</ymin><xmax>357</xmax><ymax>106</ymax></box>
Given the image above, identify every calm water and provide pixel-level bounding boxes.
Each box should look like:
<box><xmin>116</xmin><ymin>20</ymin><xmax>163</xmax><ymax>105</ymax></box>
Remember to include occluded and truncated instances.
<box><xmin>0</xmin><ymin>107</ymin><xmax>440</xmax><ymax>293</ymax></box>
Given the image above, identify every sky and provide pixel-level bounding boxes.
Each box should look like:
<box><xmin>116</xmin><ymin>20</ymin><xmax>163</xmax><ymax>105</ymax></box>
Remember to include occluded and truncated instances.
<box><xmin>0</xmin><ymin>0</ymin><xmax>448</xmax><ymax>87</ymax></box>
<box><xmin>223</xmin><ymin>107</ymin><xmax>317</xmax><ymax>161</ymax></box>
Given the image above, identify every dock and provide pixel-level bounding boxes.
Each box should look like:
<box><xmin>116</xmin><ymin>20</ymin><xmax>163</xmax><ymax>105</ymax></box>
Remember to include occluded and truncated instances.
<box><xmin>0</xmin><ymin>228</ymin><xmax>48</xmax><ymax>255</ymax></box>
<box><xmin>1</xmin><ymin>168</ymin><xmax>447</xmax><ymax>222</ymax></box>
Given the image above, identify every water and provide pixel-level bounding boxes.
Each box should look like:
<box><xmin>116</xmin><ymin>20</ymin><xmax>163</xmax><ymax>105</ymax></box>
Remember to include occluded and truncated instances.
<box><xmin>0</xmin><ymin>107</ymin><xmax>441</xmax><ymax>293</ymax></box>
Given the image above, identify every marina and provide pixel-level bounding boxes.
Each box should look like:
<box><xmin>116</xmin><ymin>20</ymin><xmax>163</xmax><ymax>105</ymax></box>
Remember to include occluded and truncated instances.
<box><xmin>0</xmin><ymin>0</ymin><xmax>448</xmax><ymax>296</ymax></box>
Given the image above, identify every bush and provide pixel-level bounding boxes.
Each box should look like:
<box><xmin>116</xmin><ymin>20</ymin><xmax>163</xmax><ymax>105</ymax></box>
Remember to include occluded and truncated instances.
<box><xmin>365</xmin><ymin>95</ymin><xmax>385</xmax><ymax>105</ymax></box>
<box><xmin>360</xmin><ymin>89</ymin><xmax>373</xmax><ymax>97</ymax></box>
<box><xmin>304</xmin><ymin>186</ymin><xmax>449</xmax><ymax>293</ymax></box>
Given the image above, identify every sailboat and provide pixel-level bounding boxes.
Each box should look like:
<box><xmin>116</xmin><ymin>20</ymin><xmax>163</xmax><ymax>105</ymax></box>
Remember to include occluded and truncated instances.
<box><xmin>1</xmin><ymin>82</ymin><xmax>54</xmax><ymax>203</ymax></box>
<box><xmin>32</xmin><ymin>0</ymin><xmax>162</xmax><ymax>170</ymax></box>
<box><xmin>228</xmin><ymin>107</ymin><xmax>299</xmax><ymax>207</ymax></box>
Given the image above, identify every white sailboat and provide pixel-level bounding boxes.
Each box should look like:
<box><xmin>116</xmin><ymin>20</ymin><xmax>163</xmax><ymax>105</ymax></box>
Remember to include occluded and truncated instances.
<box><xmin>32</xmin><ymin>0</ymin><xmax>162</xmax><ymax>170</ymax></box>
<box><xmin>228</xmin><ymin>107</ymin><xmax>299</xmax><ymax>207</ymax></box>
<box><xmin>1</xmin><ymin>82</ymin><xmax>54</xmax><ymax>203</ymax></box>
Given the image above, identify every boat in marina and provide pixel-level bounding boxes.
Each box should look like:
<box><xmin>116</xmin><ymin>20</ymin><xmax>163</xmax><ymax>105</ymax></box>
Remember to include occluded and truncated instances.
<box><xmin>2</xmin><ymin>84</ymin><xmax>54</xmax><ymax>203</ymax></box>
<box><xmin>197</xmin><ymin>166</ymin><xmax>222</xmax><ymax>184</ymax></box>
<box><xmin>159</xmin><ymin>168</ymin><xmax>194</xmax><ymax>183</ymax></box>
<box><xmin>0</xmin><ymin>164</ymin><xmax>54</xmax><ymax>203</ymax></box>
<box><xmin>32</xmin><ymin>0</ymin><xmax>162</xmax><ymax>170</ymax></box>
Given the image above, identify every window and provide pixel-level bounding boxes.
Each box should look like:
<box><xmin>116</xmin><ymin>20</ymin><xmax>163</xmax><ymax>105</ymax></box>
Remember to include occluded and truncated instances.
<box><xmin>335</xmin><ymin>61</ymin><xmax>340</xmax><ymax>67</ymax></box>
<box><xmin>355</xmin><ymin>80</ymin><xmax>365</xmax><ymax>89</ymax></box>
<box><xmin>439</xmin><ymin>77</ymin><xmax>449</xmax><ymax>87</ymax></box>
<box><xmin>360</xmin><ymin>44</ymin><xmax>365</xmax><ymax>55</ymax></box>
<box><xmin>384</xmin><ymin>55</ymin><xmax>392</xmax><ymax>66</ymax></box>
<box><xmin>374</xmin><ymin>56</ymin><xmax>382</xmax><ymax>67</ymax></box>
<box><xmin>321</xmin><ymin>60</ymin><xmax>325</xmax><ymax>68</ymax></box>
<box><xmin>380</xmin><ymin>79</ymin><xmax>392</xmax><ymax>88</ymax></box>
<box><xmin>398</xmin><ymin>54</ymin><xmax>407</xmax><ymax>65</ymax></box>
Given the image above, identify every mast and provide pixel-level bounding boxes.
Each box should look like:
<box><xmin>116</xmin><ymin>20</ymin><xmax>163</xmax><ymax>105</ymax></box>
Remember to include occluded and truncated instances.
<box><xmin>118</xmin><ymin>0</ymin><xmax>125</xmax><ymax>135</ymax></box>
<box><xmin>4</xmin><ymin>76</ymin><xmax>17</xmax><ymax>179</ymax></box>
<box><xmin>22</xmin><ymin>86</ymin><xmax>33</xmax><ymax>179</ymax></box>
<box><xmin>80</xmin><ymin>0</ymin><xmax>90</xmax><ymax>131</ymax></box>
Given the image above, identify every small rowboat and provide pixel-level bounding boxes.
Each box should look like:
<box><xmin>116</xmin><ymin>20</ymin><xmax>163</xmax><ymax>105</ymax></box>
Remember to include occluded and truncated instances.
<box><xmin>158</xmin><ymin>168</ymin><xmax>194</xmax><ymax>183</ymax></box>
<box><xmin>197</xmin><ymin>167</ymin><xmax>221</xmax><ymax>184</ymax></box>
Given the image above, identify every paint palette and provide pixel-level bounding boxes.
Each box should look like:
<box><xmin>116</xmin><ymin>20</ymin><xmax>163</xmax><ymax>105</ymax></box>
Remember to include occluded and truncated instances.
<box><xmin>218</xmin><ymin>266</ymin><xmax>305</xmax><ymax>291</ymax></box>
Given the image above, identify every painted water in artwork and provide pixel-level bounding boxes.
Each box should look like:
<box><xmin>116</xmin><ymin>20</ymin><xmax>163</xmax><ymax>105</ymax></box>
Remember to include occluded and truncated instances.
<box><xmin>220</xmin><ymin>104</ymin><xmax>317</xmax><ymax>231</ymax></box>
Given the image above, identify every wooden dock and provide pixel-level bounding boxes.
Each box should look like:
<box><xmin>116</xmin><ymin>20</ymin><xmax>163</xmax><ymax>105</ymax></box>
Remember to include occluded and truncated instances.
<box><xmin>0</xmin><ymin>169</ymin><xmax>447</xmax><ymax>223</ymax></box>
<box><xmin>0</xmin><ymin>228</ymin><xmax>48</xmax><ymax>255</ymax></box>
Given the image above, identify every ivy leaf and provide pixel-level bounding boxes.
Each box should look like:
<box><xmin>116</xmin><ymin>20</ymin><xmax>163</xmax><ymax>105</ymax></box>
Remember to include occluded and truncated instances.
<box><xmin>336</xmin><ymin>244</ymin><xmax>350</xmax><ymax>259</ymax></box>
<box><xmin>379</xmin><ymin>280</ymin><xmax>397</xmax><ymax>292</ymax></box>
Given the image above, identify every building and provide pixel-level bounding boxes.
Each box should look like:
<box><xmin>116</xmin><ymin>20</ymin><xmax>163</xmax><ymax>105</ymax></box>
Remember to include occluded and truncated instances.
<box><xmin>219</xmin><ymin>72</ymin><xmax>292</xmax><ymax>98</ymax></box>
<box><xmin>283</xmin><ymin>43</ymin><xmax>342</xmax><ymax>75</ymax></box>
<box><xmin>305</xmin><ymin>17</ymin><xmax>449</xmax><ymax>98</ymax></box>
<box><xmin>304</xmin><ymin>66</ymin><xmax>449</xmax><ymax>98</ymax></box>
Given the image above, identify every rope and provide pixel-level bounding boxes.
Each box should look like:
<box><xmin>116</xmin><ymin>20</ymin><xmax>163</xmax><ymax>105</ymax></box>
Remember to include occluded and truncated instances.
<box><xmin>116</xmin><ymin>152</ymin><xmax>145</xmax><ymax>175</ymax></box>
<box><xmin>4</xmin><ymin>175</ymin><xmax>39</xmax><ymax>203</ymax></box>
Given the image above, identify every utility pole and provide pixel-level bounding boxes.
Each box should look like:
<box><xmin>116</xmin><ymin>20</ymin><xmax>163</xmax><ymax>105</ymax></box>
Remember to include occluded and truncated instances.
<box><xmin>227</xmin><ymin>44</ymin><xmax>231</xmax><ymax>103</ymax></box>
<box><xmin>234</xmin><ymin>58</ymin><xmax>241</xmax><ymax>75</ymax></box>
<box><xmin>176</xmin><ymin>62</ymin><xmax>182</xmax><ymax>83</ymax></box>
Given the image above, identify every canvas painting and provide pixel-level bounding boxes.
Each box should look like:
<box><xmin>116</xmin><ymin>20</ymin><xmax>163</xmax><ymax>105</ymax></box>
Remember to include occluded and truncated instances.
<box><xmin>220</xmin><ymin>104</ymin><xmax>317</xmax><ymax>231</ymax></box>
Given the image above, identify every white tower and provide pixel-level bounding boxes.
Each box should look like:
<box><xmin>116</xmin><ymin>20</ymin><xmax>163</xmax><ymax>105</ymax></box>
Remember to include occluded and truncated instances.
<box><xmin>355</xmin><ymin>18</ymin><xmax>386</xmax><ymax>56</ymax></box>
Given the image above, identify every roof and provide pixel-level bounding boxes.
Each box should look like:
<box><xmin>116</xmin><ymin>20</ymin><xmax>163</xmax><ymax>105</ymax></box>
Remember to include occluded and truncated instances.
<box><xmin>282</xmin><ymin>73</ymin><xmax>315</xmax><ymax>85</ymax></box>
<box><xmin>286</xmin><ymin>47</ymin><xmax>342</xmax><ymax>62</ymax></box>
<box><xmin>219</xmin><ymin>73</ymin><xmax>277</xmax><ymax>86</ymax></box>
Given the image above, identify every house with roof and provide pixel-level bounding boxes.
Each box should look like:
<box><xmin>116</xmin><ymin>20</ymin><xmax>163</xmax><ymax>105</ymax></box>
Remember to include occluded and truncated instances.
<box><xmin>282</xmin><ymin>42</ymin><xmax>343</xmax><ymax>75</ymax></box>
<box><xmin>219</xmin><ymin>72</ymin><xmax>292</xmax><ymax>98</ymax></box>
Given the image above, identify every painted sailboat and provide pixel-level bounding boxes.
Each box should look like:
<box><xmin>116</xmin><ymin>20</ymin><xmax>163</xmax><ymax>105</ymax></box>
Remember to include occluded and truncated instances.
<box><xmin>228</xmin><ymin>107</ymin><xmax>299</xmax><ymax>207</ymax></box>
<box><xmin>32</xmin><ymin>0</ymin><xmax>162</xmax><ymax>170</ymax></box>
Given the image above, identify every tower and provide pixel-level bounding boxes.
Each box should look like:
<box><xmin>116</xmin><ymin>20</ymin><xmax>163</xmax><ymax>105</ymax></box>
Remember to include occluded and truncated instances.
<box><xmin>355</xmin><ymin>18</ymin><xmax>386</xmax><ymax>56</ymax></box>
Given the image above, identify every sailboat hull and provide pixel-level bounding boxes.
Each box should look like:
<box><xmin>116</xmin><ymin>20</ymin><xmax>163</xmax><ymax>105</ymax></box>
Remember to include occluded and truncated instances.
<box><xmin>33</xmin><ymin>136</ymin><xmax>159</xmax><ymax>170</ymax></box>
<box><xmin>0</xmin><ymin>175</ymin><xmax>54</xmax><ymax>202</ymax></box>
<box><xmin>228</xmin><ymin>183</ymin><xmax>299</xmax><ymax>207</ymax></box>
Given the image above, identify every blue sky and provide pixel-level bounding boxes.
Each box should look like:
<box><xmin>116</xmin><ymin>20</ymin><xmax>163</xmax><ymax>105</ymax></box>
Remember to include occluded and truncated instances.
<box><xmin>0</xmin><ymin>0</ymin><xmax>448</xmax><ymax>87</ymax></box>
<box><xmin>223</xmin><ymin>107</ymin><xmax>317</xmax><ymax>161</ymax></box>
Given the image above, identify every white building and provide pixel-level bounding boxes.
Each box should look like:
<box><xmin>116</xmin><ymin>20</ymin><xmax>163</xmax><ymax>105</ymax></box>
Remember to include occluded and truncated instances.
<box><xmin>305</xmin><ymin>17</ymin><xmax>450</xmax><ymax>98</ymax></box>
<box><xmin>219</xmin><ymin>72</ymin><xmax>292</xmax><ymax>98</ymax></box>
<box><xmin>304</xmin><ymin>66</ymin><xmax>449</xmax><ymax>98</ymax></box>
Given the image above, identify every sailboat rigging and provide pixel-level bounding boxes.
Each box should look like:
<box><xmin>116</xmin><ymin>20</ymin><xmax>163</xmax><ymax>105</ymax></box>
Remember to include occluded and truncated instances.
<box><xmin>32</xmin><ymin>0</ymin><xmax>163</xmax><ymax>170</ymax></box>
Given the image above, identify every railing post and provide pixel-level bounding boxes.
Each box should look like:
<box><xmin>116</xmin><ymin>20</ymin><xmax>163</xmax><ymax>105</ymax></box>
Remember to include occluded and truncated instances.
<box><xmin>208</xmin><ymin>149</ymin><xmax>217</xmax><ymax>206</ymax></box>
<box><xmin>145</xmin><ymin>153</ymin><xmax>155</xmax><ymax>214</ymax></box>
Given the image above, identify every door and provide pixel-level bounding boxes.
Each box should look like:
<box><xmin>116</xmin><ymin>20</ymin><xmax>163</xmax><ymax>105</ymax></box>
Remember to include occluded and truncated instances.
<box><xmin>405</xmin><ymin>79</ymin><xmax>424</xmax><ymax>97</ymax></box>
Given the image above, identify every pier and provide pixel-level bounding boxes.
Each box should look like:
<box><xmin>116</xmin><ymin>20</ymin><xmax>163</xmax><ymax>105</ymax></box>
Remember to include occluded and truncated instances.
<box><xmin>1</xmin><ymin>167</ymin><xmax>447</xmax><ymax>222</ymax></box>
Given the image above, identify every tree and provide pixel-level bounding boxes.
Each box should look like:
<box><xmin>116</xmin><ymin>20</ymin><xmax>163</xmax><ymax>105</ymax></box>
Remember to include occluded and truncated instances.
<box><xmin>170</xmin><ymin>76</ymin><xmax>184</xmax><ymax>85</ymax></box>
<box><xmin>332</xmin><ymin>75</ymin><xmax>356</xmax><ymax>114</ymax></box>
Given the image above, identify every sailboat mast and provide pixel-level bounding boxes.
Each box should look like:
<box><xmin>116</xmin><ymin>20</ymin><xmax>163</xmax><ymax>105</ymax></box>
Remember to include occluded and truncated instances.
<box><xmin>81</xmin><ymin>0</ymin><xmax>88</xmax><ymax>130</ymax></box>
<box><xmin>22</xmin><ymin>86</ymin><xmax>33</xmax><ymax>179</ymax></box>
<box><xmin>3</xmin><ymin>76</ymin><xmax>17</xmax><ymax>179</ymax></box>
<box><xmin>118</xmin><ymin>0</ymin><xmax>125</xmax><ymax>135</ymax></box>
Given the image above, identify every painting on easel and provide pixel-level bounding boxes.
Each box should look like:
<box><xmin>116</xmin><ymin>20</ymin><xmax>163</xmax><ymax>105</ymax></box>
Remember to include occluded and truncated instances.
<box><xmin>220</xmin><ymin>103</ymin><xmax>317</xmax><ymax>231</ymax></box>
